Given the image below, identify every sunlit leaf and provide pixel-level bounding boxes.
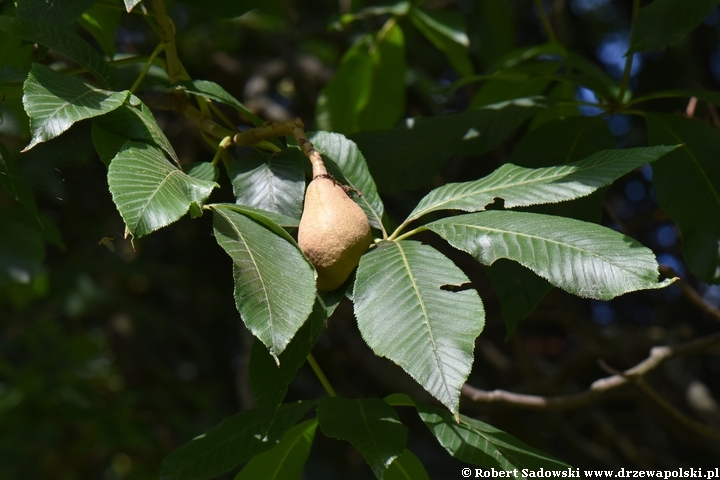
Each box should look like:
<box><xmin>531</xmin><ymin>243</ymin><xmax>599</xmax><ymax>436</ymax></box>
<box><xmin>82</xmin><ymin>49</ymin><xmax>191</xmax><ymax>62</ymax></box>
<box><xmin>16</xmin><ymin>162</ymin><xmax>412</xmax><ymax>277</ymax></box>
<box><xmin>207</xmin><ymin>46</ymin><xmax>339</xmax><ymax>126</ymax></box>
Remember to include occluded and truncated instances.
<box><xmin>417</xmin><ymin>402</ymin><xmax>571</xmax><ymax>472</ymax></box>
<box><xmin>406</xmin><ymin>145</ymin><xmax>678</xmax><ymax>223</ymax></box>
<box><xmin>309</xmin><ymin>131</ymin><xmax>385</xmax><ymax>231</ymax></box>
<box><xmin>234</xmin><ymin>419</ymin><xmax>317</xmax><ymax>480</ymax></box>
<box><xmin>630</xmin><ymin>0</ymin><xmax>720</xmax><ymax>53</ymax></box>
<box><xmin>211</xmin><ymin>203</ymin><xmax>299</xmax><ymax>229</ymax></box>
<box><xmin>160</xmin><ymin>401</ymin><xmax>315</xmax><ymax>480</ymax></box>
<box><xmin>0</xmin><ymin>16</ymin><xmax>113</xmax><ymax>86</ymax></box>
<box><xmin>427</xmin><ymin>211</ymin><xmax>675</xmax><ymax>300</ymax></box>
<box><xmin>646</xmin><ymin>113</ymin><xmax>720</xmax><ymax>282</ymax></box>
<box><xmin>211</xmin><ymin>206</ymin><xmax>316</xmax><ymax>357</ymax></box>
<box><xmin>124</xmin><ymin>0</ymin><xmax>143</xmax><ymax>12</ymax></box>
<box><xmin>229</xmin><ymin>149</ymin><xmax>305</xmax><ymax>220</ymax></box>
<box><xmin>317</xmin><ymin>397</ymin><xmax>407</xmax><ymax>477</ymax></box>
<box><xmin>108</xmin><ymin>142</ymin><xmax>216</xmax><ymax>238</ymax></box>
<box><xmin>354</xmin><ymin>241</ymin><xmax>485</xmax><ymax>414</ymax></box>
<box><xmin>22</xmin><ymin>63</ymin><xmax>128</xmax><ymax>151</ymax></box>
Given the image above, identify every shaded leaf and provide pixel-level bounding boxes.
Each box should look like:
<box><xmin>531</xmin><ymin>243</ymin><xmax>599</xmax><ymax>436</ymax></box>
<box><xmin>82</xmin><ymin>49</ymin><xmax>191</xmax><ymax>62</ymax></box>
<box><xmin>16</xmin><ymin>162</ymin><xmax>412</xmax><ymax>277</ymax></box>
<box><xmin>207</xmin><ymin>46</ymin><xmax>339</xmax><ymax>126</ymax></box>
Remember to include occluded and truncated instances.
<box><xmin>473</xmin><ymin>0</ymin><xmax>516</xmax><ymax>66</ymax></box>
<box><xmin>309</xmin><ymin>131</ymin><xmax>385</xmax><ymax>231</ymax></box>
<box><xmin>249</xmin><ymin>297</ymin><xmax>326</xmax><ymax>431</ymax></box>
<box><xmin>317</xmin><ymin>398</ymin><xmax>407</xmax><ymax>478</ymax></box>
<box><xmin>470</xmin><ymin>62</ymin><xmax>557</xmax><ymax>109</ymax></box>
<box><xmin>22</xmin><ymin>63</ymin><xmax>128</xmax><ymax>151</ymax></box>
<box><xmin>417</xmin><ymin>402</ymin><xmax>571</xmax><ymax>472</ymax></box>
<box><xmin>229</xmin><ymin>149</ymin><xmax>305</xmax><ymax>220</ymax></box>
<box><xmin>427</xmin><ymin>211</ymin><xmax>675</xmax><ymax>300</ymax></box>
<box><xmin>211</xmin><ymin>206</ymin><xmax>315</xmax><ymax>356</ymax></box>
<box><xmin>410</xmin><ymin>7</ymin><xmax>473</xmax><ymax>76</ymax></box>
<box><xmin>234</xmin><ymin>419</ymin><xmax>317</xmax><ymax>480</ymax></box>
<box><xmin>351</xmin><ymin>97</ymin><xmax>544</xmax><ymax>191</ymax></box>
<box><xmin>91</xmin><ymin>122</ymin><xmax>128</xmax><ymax>165</ymax></box>
<box><xmin>316</xmin><ymin>22</ymin><xmax>405</xmax><ymax>134</ymax></box>
<box><xmin>0</xmin><ymin>205</ymin><xmax>45</xmax><ymax>285</ymax></box>
<box><xmin>78</xmin><ymin>2</ymin><xmax>122</xmax><ymax>58</ymax></box>
<box><xmin>384</xmin><ymin>449</ymin><xmax>430</xmax><ymax>480</ymax></box>
<box><xmin>177</xmin><ymin>79</ymin><xmax>263</xmax><ymax>126</ymax></box>
<box><xmin>94</xmin><ymin>97</ymin><xmax>179</xmax><ymax>164</ymax></box>
<box><xmin>354</xmin><ymin>241</ymin><xmax>485</xmax><ymax>414</ymax></box>
<box><xmin>183</xmin><ymin>162</ymin><xmax>220</xmax><ymax>183</ymax></box>
<box><xmin>0</xmin><ymin>16</ymin><xmax>113</xmax><ymax>86</ymax></box>
<box><xmin>630</xmin><ymin>0</ymin><xmax>720</xmax><ymax>53</ymax></box>
<box><xmin>646</xmin><ymin>113</ymin><xmax>720</xmax><ymax>282</ymax></box>
<box><xmin>407</xmin><ymin>145</ymin><xmax>678</xmax><ymax>223</ymax></box>
<box><xmin>108</xmin><ymin>142</ymin><xmax>216</xmax><ymax>238</ymax></box>
<box><xmin>0</xmin><ymin>141</ymin><xmax>38</xmax><ymax>217</ymax></box>
<box><xmin>160</xmin><ymin>401</ymin><xmax>315</xmax><ymax>480</ymax></box>
<box><xmin>16</xmin><ymin>0</ymin><xmax>96</xmax><ymax>25</ymax></box>
<box><xmin>211</xmin><ymin>203</ymin><xmax>299</xmax><ymax>229</ymax></box>
<box><xmin>175</xmin><ymin>0</ymin><xmax>282</xmax><ymax>17</ymax></box>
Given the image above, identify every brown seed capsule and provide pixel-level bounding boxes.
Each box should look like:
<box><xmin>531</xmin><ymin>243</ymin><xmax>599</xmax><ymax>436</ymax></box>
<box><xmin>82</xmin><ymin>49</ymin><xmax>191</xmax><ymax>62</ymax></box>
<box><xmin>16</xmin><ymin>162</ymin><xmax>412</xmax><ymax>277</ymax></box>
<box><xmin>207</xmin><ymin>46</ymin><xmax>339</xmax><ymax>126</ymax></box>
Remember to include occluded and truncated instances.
<box><xmin>298</xmin><ymin>176</ymin><xmax>372</xmax><ymax>291</ymax></box>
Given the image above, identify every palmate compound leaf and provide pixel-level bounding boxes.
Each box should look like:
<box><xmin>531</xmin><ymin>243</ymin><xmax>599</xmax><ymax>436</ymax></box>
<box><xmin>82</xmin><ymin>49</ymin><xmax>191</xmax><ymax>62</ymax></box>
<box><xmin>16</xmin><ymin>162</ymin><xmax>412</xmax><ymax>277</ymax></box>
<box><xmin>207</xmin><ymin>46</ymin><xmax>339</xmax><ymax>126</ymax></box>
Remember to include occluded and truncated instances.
<box><xmin>309</xmin><ymin>131</ymin><xmax>385</xmax><ymax>231</ymax></box>
<box><xmin>406</xmin><ymin>145</ymin><xmax>679</xmax><ymax>224</ymax></box>
<box><xmin>160</xmin><ymin>400</ymin><xmax>315</xmax><ymax>480</ymax></box>
<box><xmin>427</xmin><ymin>211</ymin><xmax>675</xmax><ymax>301</ymax></box>
<box><xmin>353</xmin><ymin>240</ymin><xmax>485</xmax><ymax>415</ymax></box>
<box><xmin>211</xmin><ymin>205</ymin><xmax>316</xmax><ymax>357</ymax></box>
<box><xmin>234</xmin><ymin>419</ymin><xmax>317</xmax><ymax>480</ymax></box>
<box><xmin>108</xmin><ymin>142</ymin><xmax>216</xmax><ymax>238</ymax></box>
<box><xmin>22</xmin><ymin>63</ymin><xmax>128</xmax><ymax>151</ymax></box>
<box><xmin>316</xmin><ymin>398</ymin><xmax>408</xmax><ymax>478</ymax></box>
<box><xmin>416</xmin><ymin>402</ymin><xmax>572</xmax><ymax>473</ymax></box>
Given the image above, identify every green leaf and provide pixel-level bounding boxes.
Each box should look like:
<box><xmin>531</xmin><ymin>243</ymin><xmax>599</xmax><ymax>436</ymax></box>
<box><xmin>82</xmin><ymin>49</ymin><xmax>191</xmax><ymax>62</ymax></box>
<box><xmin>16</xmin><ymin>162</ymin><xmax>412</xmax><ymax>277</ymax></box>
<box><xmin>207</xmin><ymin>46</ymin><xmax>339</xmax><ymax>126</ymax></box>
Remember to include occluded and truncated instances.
<box><xmin>630</xmin><ymin>0</ymin><xmax>720</xmax><ymax>53</ymax></box>
<box><xmin>384</xmin><ymin>449</ymin><xmax>430</xmax><ymax>480</ymax></box>
<box><xmin>234</xmin><ymin>419</ymin><xmax>317</xmax><ymax>480</ymax></box>
<box><xmin>78</xmin><ymin>2</ymin><xmax>122</xmax><ymax>58</ymax></box>
<box><xmin>427</xmin><ymin>211</ymin><xmax>675</xmax><ymax>301</ymax></box>
<box><xmin>229</xmin><ymin>149</ymin><xmax>305</xmax><ymax>220</ymax></box>
<box><xmin>211</xmin><ymin>203</ymin><xmax>299</xmax><ymax>229</ymax></box>
<box><xmin>316</xmin><ymin>22</ymin><xmax>406</xmax><ymax>134</ymax></box>
<box><xmin>22</xmin><ymin>63</ymin><xmax>128</xmax><ymax>151</ymax></box>
<box><xmin>249</xmin><ymin>297</ymin><xmax>326</xmax><ymax>431</ymax></box>
<box><xmin>16</xmin><ymin>0</ymin><xmax>96</xmax><ymax>25</ymax></box>
<box><xmin>489</xmin><ymin>116</ymin><xmax>616</xmax><ymax>335</ymax></box>
<box><xmin>317</xmin><ymin>397</ymin><xmax>407</xmax><ymax>478</ymax></box>
<box><xmin>124</xmin><ymin>0</ymin><xmax>143</xmax><ymax>12</ymax></box>
<box><xmin>160</xmin><ymin>401</ymin><xmax>315</xmax><ymax>480</ymax></box>
<box><xmin>211</xmin><ymin>206</ymin><xmax>316</xmax><ymax>357</ymax></box>
<box><xmin>354</xmin><ymin>241</ymin><xmax>485</xmax><ymax>414</ymax></box>
<box><xmin>473</xmin><ymin>0</ymin><xmax>516</xmax><ymax>66</ymax></box>
<box><xmin>406</xmin><ymin>145</ymin><xmax>678</xmax><ymax>224</ymax></box>
<box><xmin>91</xmin><ymin>122</ymin><xmax>128</xmax><ymax>165</ymax></box>
<box><xmin>94</xmin><ymin>97</ymin><xmax>179</xmax><ymax>164</ymax></box>
<box><xmin>485</xmin><ymin>260</ymin><xmax>552</xmax><ymax>339</ymax></box>
<box><xmin>470</xmin><ymin>62</ymin><xmax>558</xmax><ymax>109</ymax></box>
<box><xmin>309</xmin><ymin>131</ymin><xmax>385</xmax><ymax>231</ymax></box>
<box><xmin>175</xmin><ymin>0</ymin><xmax>282</xmax><ymax>17</ymax></box>
<box><xmin>410</xmin><ymin>7</ymin><xmax>473</xmax><ymax>77</ymax></box>
<box><xmin>0</xmin><ymin>16</ymin><xmax>113</xmax><ymax>87</ymax></box>
<box><xmin>417</xmin><ymin>402</ymin><xmax>571</xmax><ymax>472</ymax></box>
<box><xmin>108</xmin><ymin>142</ymin><xmax>216</xmax><ymax>238</ymax></box>
<box><xmin>176</xmin><ymin>80</ymin><xmax>264</xmax><ymax>127</ymax></box>
<box><xmin>183</xmin><ymin>162</ymin><xmax>220</xmax><ymax>183</ymax></box>
<box><xmin>646</xmin><ymin>113</ymin><xmax>720</xmax><ymax>282</ymax></box>
<box><xmin>351</xmin><ymin>97</ymin><xmax>544</xmax><ymax>191</ymax></box>
<box><xmin>628</xmin><ymin>89</ymin><xmax>720</xmax><ymax>108</ymax></box>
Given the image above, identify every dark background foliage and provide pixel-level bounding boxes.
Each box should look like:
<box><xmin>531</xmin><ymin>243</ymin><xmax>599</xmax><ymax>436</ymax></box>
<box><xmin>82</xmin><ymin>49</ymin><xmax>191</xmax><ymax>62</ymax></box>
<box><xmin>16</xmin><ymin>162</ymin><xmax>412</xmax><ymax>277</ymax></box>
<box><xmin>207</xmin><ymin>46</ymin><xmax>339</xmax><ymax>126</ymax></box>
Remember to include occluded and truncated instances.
<box><xmin>1</xmin><ymin>0</ymin><xmax>720</xmax><ymax>478</ymax></box>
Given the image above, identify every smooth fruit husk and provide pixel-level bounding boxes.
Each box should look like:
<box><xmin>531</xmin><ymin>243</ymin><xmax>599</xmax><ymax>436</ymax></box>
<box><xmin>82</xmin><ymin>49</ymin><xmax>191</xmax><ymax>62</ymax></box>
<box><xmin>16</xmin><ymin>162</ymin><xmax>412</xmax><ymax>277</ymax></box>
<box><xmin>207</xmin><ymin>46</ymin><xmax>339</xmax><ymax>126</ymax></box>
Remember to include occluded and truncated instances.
<box><xmin>298</xmin><ymin>177</ymin><xmax>372</xmax><ymax>291</ymax></box>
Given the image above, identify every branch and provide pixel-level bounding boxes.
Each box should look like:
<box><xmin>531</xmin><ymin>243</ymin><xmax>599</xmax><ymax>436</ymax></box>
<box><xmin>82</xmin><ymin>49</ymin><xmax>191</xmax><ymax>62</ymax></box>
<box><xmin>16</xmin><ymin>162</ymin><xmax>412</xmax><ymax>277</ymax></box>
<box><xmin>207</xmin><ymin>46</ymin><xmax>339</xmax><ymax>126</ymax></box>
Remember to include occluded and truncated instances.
<box><xmin>461</xmin><ymin>330</ymin><xmax>720</xmax><ymax>410</ymax></box>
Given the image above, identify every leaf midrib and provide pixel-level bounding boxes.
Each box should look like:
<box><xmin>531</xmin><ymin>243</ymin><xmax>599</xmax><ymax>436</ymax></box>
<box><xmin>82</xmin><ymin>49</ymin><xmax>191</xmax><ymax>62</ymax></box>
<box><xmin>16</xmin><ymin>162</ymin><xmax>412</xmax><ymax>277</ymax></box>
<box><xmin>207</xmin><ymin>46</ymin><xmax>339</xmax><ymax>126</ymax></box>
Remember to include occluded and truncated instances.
<box><xmin>411</xmin><ymin>148</ymin><xmax>661</xmax><ymax>220</ymax></box>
